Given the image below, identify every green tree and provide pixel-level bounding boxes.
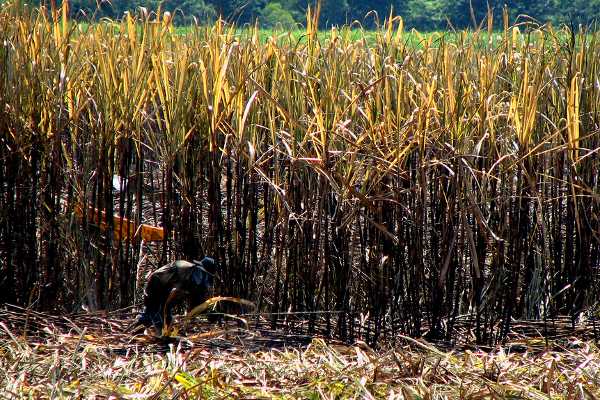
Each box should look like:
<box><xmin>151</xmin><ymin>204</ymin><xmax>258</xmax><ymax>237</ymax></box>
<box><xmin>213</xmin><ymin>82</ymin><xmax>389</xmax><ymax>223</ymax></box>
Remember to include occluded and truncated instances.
<box><xmin>318</xmin><ymin>0</ymin><xmax>349</xmax><ymax>27</ymax></box>
<box><xmin>260</xmin><ymin>2</ymin><xmax>296</xmax><ymax>28</ymax></box>
<box><xmin>404</xmin><ymin>0</ymin><xmax>447</xmax><ymax>30</ymax></box>
<box><xmin>209</xmin><ymin>0</ymin><xmax>267</xmax><ymax>24</ymax></box>
<box><xmin>160</xmin><ymin>0</ymin><xmax>215</xmax><ymax>24</ymax></box>
<box><xmin>68</xmin><ymin>0</ymin><xmax>119</xmax><ymax>19</ymax></box>
<box><xmin>348</xmin><ymin>0</ymin><xmax>400</xmax><ymax>27</ymax></box>
<box><xmin>550</xmin><ymin>0</ymin><xmax>600</xmax><ymax>25</ymax></box>
<box><xmin>279</xmin><ymin>0</ymin><xmax>304</xmax><ymax>21</ymax></box>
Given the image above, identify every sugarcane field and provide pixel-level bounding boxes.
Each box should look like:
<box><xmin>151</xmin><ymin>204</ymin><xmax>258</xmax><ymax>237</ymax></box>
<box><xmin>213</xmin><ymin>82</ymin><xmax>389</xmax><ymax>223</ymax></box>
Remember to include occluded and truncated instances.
<box><xmin>0</xmin><ymin>1</ymin><xmax>600</xmax><ymax>398</ymax></box>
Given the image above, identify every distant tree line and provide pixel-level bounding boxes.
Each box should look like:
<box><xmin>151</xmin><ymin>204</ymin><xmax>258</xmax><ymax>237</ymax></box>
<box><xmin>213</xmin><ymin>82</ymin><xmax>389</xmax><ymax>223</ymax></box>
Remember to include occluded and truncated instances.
<box><xmin>36</xmin><ymin>0</ymin><xmax>600</xmax><ymax>31</ymax></box>
<box><xmin>55</xmin><ymin>0</ymin><xmax>600</xmax><ymax>29</ymax></box>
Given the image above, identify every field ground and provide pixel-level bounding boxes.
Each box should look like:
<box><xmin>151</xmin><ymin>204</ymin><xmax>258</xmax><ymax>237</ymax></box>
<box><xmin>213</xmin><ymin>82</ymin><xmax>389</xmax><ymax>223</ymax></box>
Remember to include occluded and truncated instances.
<box><xmin>1</xmin><ymin>306</ymin><xmax>599</xmax><ymax>399</ymax></box>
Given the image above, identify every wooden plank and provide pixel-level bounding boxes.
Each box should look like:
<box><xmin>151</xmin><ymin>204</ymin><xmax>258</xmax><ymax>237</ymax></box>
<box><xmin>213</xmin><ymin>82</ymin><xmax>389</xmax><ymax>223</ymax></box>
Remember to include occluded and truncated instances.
<box><xmin>74</xmin><ymin>203</ymin><xmax>164</xmax><ymax>242</ymax></box>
